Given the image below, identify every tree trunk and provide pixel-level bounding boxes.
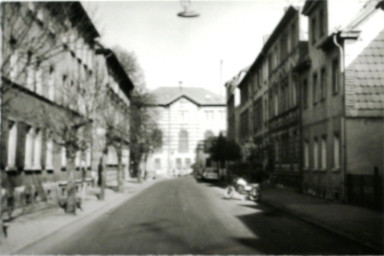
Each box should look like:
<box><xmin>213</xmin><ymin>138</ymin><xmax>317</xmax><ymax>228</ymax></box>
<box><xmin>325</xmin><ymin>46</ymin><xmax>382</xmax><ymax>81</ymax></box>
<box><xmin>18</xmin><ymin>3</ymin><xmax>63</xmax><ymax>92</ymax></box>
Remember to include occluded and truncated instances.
<box><xmin>98</xmin><ymin>153</ymin><xmax>107</xmax><ymax>200</ymax></box>
<box><xmin>66</xmin><ymin>149</ymin><xmax>78</xmax><ymax>214</ymax></box>
<box><xmin>116</xmin><ymin>147</ymin><xmax>124</xmax><ymax>193</ymax></box>
<box><xmin>0</xmin><ymin>171</ymin><xmax>6</xmax><ymax>241</ymax></box>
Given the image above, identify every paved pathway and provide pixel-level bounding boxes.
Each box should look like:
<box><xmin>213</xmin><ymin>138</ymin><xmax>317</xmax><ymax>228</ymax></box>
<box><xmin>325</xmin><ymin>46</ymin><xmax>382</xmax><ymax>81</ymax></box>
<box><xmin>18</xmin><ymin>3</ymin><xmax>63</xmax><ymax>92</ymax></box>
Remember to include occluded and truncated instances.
<box><xmin>18</xmin><ymin>177</ymin><xmax>377</xmax><ymax>255</ymax></box>
<box><xmin>261</xmin><ymin>186</ymin><xmax>384</xmax><ymax>252</ymax></box>
<box><xmin>0</xmin><ymin>178</ymin><xmax>159</xmax><ymax>255</ymax></box>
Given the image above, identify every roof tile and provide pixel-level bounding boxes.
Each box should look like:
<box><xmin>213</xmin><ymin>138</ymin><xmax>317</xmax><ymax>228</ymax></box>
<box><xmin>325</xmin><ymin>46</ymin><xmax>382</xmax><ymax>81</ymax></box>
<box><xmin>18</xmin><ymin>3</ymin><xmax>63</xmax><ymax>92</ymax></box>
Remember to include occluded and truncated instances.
<box><xmin>346</xmin><ymin>28</ymin><xmax>384</xmax><ymax>117</ymax></box>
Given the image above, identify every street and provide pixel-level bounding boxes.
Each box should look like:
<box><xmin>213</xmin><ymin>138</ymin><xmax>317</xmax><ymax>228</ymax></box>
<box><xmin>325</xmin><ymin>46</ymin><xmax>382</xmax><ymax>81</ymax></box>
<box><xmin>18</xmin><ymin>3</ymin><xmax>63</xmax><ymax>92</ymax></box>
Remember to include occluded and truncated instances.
<box><xmin>21</xmin><ymin>177</ymin><xmax>376</xmax><ymax>255</ymax></box>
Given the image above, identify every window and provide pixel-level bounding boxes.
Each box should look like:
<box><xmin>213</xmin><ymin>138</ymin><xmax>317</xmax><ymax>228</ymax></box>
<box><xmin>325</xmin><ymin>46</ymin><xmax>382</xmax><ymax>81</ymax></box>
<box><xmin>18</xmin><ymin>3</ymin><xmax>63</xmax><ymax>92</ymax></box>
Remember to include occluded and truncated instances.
<box><xmin>62</xmin><ymin>74</ymin><xmax>68</xmax><ymax>104</ymax></box>
<box><xmin>185</xmin><ymin>158</ymin><xmax>191</xmax><ymax>168</ymax></box>
<box><xmin>253</xmin><ymin>74</ymin><xmax>258</xmax><ymax>91</ymax></box>
<box><xmin>176</xmin><ymin>158</ymin><xmax>182</xmax><ymax>169</ymax></box>
<box><xmin>178</xmin><ymin>129</ymin><xmax>189</xmax><ymax>153</ymax></box>
<box><xmin>293</xmin><ymin>81</ymin><xmax>299</xmax><ymax>106</ymax></box>
<box><xmin>303</xmin><ymin>79</ymin><xmax>308</xmax><ymax>109</ymax></box>
<box><xmin>48</xmin><ymin>66</ymin><xmax>55</xmax><ymax>101</ymax></box>
<box><xmin>205</xmin><ymin>110</ymin><xmax>214</xmax><ymax>120</ymax></box>
<box><xmin>26</xmin><ymin>65</ymin><xmax>35</xmax><ymax>91</ymax></box>
<box><xmin>219</xmin><ymin>110</ymin><xmax>225</xmax><ymax>120</ymax></box>
<box><xmin>10</xmin><ymin>50</ymin><xmax>18</xmax><ymax>80</ymax></box>
<box><xmin>311</xmin><ymin>17</ymin><xmax>317</xmax><ymax>44</ymax></box>
<box><xmin>32</xmin><ymin>128</ymin><xmax>42</xmax><ymax>169</ymax></box>
<box><xmin>313</xmin><ymin>138</ymin><xmax>319</xmax><ymax>170</ymax></box>
<box><xmin>240</xmin><ymin>85</ymin><xmax>249</xmax><ymax>105</ymax></box>
<box><xmin>46</xmin><ymin>137</ymin><xmax>53</xmax><ymax>170</ymax></box>
<box><xmin>313</xmin><ymin>72</ymin><xmax>318</xmax><ymax>104</ymax></box>
<box><xmin>333</xmin><ymin>134</ymin><xmax>340</xmax><ymax>169</ymax></box>
<box><xmin>320</xmin><ymin>67</ymin><xmax>326</xmax><ymax>101</ymax></box>
<box><xmin>268</xmin><ymin>54</ymin><xmax>273</xmax><ymax>76</ymax></box>
<box><xmin>7</xmin><ymin>121</ymin><xmax>17</xmax><ymax>169</ymax></box>
<box><xmin>154</xmin><ymin>158</ymin><xmax>161</xmax><ymax>170</ymax></box>
<box><xmin>321</xmin><ymin>136</ymin><xmax>327</xmax><ymax>170</ymax></box>
<box><xmin>319</xmin><ymin>9</ymin><xmax>324</xmax><ymax>37</ymax></box>
<box><xmin>332</xmin><ymin>59</ymin><xmax>339</xmax><ymax>94</ymax></box>
<box><xmin>61</xmin><ymin>146</ymin><xmax>66</xmax><ymax>168</ymax></box>
<box><xmin>275</xmin><ymin>141</ymin><xmax>280</xmax><ymax>162</ymax></box>
<box><xmin>35</xmin><ymin>65</ymin><xmax>42</xmax><ymax>95</ymax></box>
<box><xmin>273</xmin><ymin>46</ymin><xmax>279</xmax><ymax>68</ymax></box>
<box><xmin>253</xmin><ymin>99</ymin><xmax>263</xmax><ymax>132</ymax></box>
<box><xmin>290</xmin><ymin>23</ymin><xmax>296</xmax><ymax>50</ymax></box>
<box><xmin>179</xmin><ymin>110</ymin><xmax>188</xmax><ymax>121</ymax></box>
<box><xmin>280</xmin><ymin>33</ymin><xmax>288</xmax><ymax>60</ymax></box>
<box><xmin>264</xmin><ymin>98</ymin><xmax>268</xmax><ymax>121</ymax></box>
<box><xmin>274</xmin><ymin>89</ymin><xmax>279</xmax><ymax>116</ymax></box>
<box><xmin>86</xmin><ymin>148</ymin><xmax>91</xmax><ymax>168</ymax></box>
<box><xmin>75</xmin><ymin>151</ymin><xmax>81</xmax><ymax>167</ymax></box>
<box><xmin>304</xmin><ymin>140</ymin><xmax>309</xmax><ymax>170</ymax></box>
<box><xmin>240</xmin><ymin>110</ymin><xmax>249</xmax><ymax>140</ymax></box>
<box><xmin>287</xmin><ymin>30</ymin><xmax>292</xmax><ymax>54</ymax></box>
<box><xmin>25</xmin><ymin>126</ymin><xmax>34</xmax><ymax>169</ymax></box>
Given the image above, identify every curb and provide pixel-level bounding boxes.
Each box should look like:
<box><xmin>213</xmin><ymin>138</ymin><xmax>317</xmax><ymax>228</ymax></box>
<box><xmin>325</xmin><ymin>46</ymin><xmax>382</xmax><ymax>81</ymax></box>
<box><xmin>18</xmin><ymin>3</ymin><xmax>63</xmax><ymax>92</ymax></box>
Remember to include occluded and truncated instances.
<box><xmin>262</xmin><ymin>199</ymin><xmax>382</xmax><ymax>253</ymax></box>
<box><xmin>9</xmin><ymin>180</ymin><xmax>160</xmax><ymax>255</ymax></box>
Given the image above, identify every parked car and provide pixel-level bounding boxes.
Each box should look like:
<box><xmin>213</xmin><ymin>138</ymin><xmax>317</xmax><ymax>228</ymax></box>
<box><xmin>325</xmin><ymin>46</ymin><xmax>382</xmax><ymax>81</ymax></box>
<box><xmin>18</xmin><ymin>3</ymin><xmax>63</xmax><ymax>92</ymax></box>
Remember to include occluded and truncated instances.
<box><xmin>202</xmin><ymin>167</ymin><xmax>220</xmax><ymax>181</ymax></box>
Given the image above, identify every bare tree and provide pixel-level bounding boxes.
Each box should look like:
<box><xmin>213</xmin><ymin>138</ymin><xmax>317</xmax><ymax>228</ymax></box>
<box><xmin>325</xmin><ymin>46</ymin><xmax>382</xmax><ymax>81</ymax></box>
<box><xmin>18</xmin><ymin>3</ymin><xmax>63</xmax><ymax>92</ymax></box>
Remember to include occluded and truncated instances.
<box><xmin>1</xmin><ymin>2</ymin><xmax>105</xmax><ymax>217</ymax></box>
<box><xmin>39</xmin><ymin>57</ymin><xmax>108</xmax><ymax>213</ymax></box>
<box><xmin>129</xmin><ymin>90</ymin><xmax>163</xmax><ymax>181</ymax></box>
<box><xmin>99</xmin><ymin>77</ymin><xmax>131</xmax><ymax>192</ymax></box>
<box><xmin>1</xmin><ymin>2</ymin><xmax>99</xmax><ymax>111</ymax></box>
<box><xmin>112</xmin><ymin>47</ymin><xmax>162</xmax><ymax>181</ymax></box>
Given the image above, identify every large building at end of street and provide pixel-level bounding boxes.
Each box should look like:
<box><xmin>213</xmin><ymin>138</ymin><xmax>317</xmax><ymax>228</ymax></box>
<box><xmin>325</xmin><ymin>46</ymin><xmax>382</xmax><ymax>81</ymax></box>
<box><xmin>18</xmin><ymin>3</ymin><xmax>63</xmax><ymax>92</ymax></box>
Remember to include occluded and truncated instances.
<box><xmin>146</xmin><ymin>87</ymin><xmax>226</xmax><ymax>177</ymax></box>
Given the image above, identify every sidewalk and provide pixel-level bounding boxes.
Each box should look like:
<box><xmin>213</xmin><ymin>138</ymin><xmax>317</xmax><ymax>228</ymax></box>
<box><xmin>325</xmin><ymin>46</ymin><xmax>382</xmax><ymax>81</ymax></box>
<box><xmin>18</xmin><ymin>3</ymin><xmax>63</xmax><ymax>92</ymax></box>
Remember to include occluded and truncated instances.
<box><xmin>0</xmin><ymin>177</ymin><xmax>161</xmax><ymax>255</ymax></box>
<box><xmin>262</xmin><ymin>187</ymin><xmax>384</xmax><ymax>253</ymax></box>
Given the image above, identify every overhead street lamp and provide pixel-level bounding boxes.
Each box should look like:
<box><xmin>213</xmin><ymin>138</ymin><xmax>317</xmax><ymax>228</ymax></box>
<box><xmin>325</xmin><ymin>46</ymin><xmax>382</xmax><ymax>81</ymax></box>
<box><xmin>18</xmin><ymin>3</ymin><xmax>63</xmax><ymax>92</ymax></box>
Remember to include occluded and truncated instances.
<box><xmin>177</xmin><ymin>0</ymin><xmax>200</xmax><ymax>18</ymax></box>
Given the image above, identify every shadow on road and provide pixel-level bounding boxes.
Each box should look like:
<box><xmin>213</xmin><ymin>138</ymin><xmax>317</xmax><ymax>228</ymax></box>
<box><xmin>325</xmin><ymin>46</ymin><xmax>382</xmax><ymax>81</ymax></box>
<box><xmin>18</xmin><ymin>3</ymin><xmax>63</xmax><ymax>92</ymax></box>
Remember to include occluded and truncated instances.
<box><xmin>231</xmin><ymin>206</ymin><xmax>376</xmax><ymax>255</ymax></box>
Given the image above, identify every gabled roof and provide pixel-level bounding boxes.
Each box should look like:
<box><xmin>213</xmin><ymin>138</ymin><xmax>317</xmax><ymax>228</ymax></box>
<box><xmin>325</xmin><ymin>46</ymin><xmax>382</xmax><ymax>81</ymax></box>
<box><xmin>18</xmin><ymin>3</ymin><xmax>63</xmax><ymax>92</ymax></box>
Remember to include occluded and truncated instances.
<box><xmin>150</xmin><ymin>87</ymin><xmax>225</xmax><ymax>106</ymax></box>
<box><xmin>345</xmin><ymin>28</ymin><xmax>384</xmax><ymax>117</ymax></box>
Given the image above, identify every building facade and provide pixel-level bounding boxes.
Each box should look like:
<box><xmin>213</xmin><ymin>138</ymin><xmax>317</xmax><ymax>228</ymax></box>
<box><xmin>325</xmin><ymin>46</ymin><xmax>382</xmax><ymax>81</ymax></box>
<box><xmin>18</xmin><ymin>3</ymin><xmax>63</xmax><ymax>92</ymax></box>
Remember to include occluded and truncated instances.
<box><xmin>146</xmin><ymin>87</ymin><xmax>226</xmax><ymax>177</ymax></box>
<box><xmin>300</xmin><ymin>0</ymin><xmax>384</xmax><ymax>206</ymax></box>
<box><xmin>227</xmin><ymin>0</ymin><xmax>384</xmax><ymax>208</ymax></box>
<box><xmin>230</xmin><ymin>6</ymin><xmax>308</xmax><ymax>189</ymax></box>
<box><xmin>1</xmin><ymin>2</ymin><xmax>133</xmax><ymax>215</ymax></box>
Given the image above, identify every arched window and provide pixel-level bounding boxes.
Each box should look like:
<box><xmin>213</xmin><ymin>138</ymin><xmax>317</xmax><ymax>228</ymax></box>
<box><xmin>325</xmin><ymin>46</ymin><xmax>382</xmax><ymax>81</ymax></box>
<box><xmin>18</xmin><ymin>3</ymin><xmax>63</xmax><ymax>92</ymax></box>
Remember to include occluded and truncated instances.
<box><xmin>178</xmin><ymin>129</ymin><xmax>189</xmax><ymax>153</ymax></box>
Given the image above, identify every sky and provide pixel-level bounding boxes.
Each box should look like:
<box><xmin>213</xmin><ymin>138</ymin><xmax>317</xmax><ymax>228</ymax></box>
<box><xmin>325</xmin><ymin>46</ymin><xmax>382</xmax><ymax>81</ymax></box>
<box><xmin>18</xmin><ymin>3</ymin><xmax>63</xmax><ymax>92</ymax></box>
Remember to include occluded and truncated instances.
<box><xmin>83</xmin><ymin>0</ymin><xmax>305</xmax><ymax>95</ymax></box>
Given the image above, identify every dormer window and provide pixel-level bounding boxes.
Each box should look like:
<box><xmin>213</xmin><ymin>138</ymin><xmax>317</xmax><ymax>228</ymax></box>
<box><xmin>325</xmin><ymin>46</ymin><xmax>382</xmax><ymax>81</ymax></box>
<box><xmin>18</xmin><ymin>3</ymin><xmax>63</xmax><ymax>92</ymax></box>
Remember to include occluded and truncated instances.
<box><xmin>311</xmin><ymin>17</ymin><xmax>317</xmax><ymax>44</ymax></box>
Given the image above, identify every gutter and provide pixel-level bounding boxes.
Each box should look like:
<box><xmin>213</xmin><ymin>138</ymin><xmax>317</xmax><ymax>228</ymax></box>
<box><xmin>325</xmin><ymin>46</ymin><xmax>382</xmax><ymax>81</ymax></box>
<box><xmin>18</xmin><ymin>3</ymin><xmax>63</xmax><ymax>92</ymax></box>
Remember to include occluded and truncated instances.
<box><xmin>333</xmin><ymin>33</ymin><xmax>347</xmax><ymax>202</ymax></box>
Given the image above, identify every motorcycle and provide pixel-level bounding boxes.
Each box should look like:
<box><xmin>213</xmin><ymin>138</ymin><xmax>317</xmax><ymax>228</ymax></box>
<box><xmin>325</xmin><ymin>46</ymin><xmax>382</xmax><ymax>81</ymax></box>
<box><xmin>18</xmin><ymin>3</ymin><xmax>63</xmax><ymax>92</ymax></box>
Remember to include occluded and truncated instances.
<box><xmin>224</xmin><ymin>177</ymin><xmax>261</xmax><ymax>202</ymax></box>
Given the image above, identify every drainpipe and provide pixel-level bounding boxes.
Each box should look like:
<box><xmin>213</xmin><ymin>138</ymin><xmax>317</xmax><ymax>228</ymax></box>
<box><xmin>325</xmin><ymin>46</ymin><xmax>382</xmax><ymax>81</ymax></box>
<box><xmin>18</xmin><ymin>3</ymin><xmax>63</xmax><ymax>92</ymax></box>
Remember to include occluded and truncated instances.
<box><xmin>333</xmin><ymin>33</ymin><xmax>347</xmax><ymax>202</ymax></box>
<box><xmin>294</xmin><ymin>72</ymin><xmax>304</xmax><ymax>193</ymax></box>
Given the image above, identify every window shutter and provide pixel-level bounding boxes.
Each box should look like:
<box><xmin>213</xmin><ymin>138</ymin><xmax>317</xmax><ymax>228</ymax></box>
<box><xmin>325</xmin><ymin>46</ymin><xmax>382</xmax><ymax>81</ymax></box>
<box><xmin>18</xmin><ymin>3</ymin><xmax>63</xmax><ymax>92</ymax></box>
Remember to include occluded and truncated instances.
<box><xmin>41</xmin><ymin>128</ymin><xmax>47</xmax><ymax>170</ymax></box>
<box><xmin>16</xmin><ymin>122</ymin><xmax>27</xmax><ymax>170</ymax></box>
<box><xmin>0</xmin><ymin>122</ymin><xmax>7</xmax><ymax>169</ymax></box>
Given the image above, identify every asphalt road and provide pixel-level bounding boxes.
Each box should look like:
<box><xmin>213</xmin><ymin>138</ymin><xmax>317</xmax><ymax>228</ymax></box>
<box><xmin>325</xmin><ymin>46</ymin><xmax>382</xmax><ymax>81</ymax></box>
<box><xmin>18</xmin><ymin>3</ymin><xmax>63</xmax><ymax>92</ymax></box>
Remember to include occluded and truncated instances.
<box><xmin>22</xmin><ymin>176</ymin><xmax>376</xmax><ymax>255</ymax></box>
